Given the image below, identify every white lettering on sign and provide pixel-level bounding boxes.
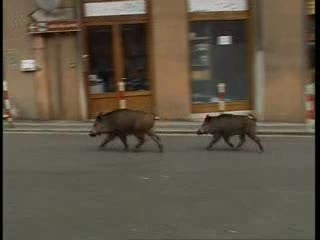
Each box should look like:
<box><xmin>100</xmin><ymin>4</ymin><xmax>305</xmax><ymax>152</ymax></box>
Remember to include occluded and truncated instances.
<box><xmin>20</xmin><ymin>60</ymin><xmax>37</xmax><ymax>72</ymax></box>
<box><xmin>217</xmin><ymin>36</ymin><xmax>232</xmax><ymax>45</ymax></box>
<box><xmin>84</xmin><ymin>0</ymin><xmax>146</xmax><ymax>17</ymax></box>
<box><xmin>188</xmin><ymin>0</ymin><xmax>248</xmax><ymax>12</ymax></box>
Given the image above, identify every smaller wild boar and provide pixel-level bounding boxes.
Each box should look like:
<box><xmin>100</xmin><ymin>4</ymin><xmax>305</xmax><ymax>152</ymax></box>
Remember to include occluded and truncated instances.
<box><xmin>197</xmin><ymin>113</ymin><xmax>264</xmax><ymax>152</ymax></box>
<box><xmin>89</xmin><ymin>109</ymin><xmax>163</xmax><ymax>152</ymax></box>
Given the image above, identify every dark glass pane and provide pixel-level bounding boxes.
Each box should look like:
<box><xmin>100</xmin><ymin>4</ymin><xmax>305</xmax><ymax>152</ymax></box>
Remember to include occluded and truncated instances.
<box><xmin>88</xmin><ymin>27</ymin><xmax>115</xmax><ymax>93</ymax></box>
<box><xmin>190</xmin><ymin>20</ymin><xmax>249</xmax><ymax>103</ymax></box>
<box><xmin>121</xmin><ymin>24</ymin><xmax>149</xmax><ymax>91</ymax></box>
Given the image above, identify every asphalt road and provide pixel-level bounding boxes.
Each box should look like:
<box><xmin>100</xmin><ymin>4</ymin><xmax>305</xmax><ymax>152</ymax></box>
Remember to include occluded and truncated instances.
<box><xmin>3</xmin><ymin>133</ymin><xmax>315</xmax><ymax>240</ymax></box>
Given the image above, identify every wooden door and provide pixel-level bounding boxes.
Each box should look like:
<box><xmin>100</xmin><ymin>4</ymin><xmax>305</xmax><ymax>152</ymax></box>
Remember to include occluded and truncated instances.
<box><xmin>85</xmin><ymin>22</ymin><xmax>152</xmax><ymax>119</ymax></box>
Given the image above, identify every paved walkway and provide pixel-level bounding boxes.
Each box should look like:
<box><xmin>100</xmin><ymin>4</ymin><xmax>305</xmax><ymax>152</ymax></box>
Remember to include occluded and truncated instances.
<box><xmin>3</xmin><ymin>120</ymin><xmax>315</xmax><ymax>135</ymax></box>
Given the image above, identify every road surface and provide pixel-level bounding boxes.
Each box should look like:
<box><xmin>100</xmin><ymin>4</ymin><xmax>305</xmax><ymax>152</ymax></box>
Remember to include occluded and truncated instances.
<box><xmin>3</xmin><ymin>133</ymin><xmax>315</xmax><ymax>240</ymax></box>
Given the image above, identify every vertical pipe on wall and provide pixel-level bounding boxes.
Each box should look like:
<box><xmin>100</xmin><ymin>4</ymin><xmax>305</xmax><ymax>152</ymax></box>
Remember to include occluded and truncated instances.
<box><xmin>33</xmin><ymin>35</ymin><xmax>50</xmax><ymax>120</ymax></box>
<box><xmin>75</xmin><ymin>0</ymin><xmax>88</xmax><ymax>120</ymax></box>
<box><xmin>55</xmin><ymin>32</ymin><xmax>63</xmax><ymax>118</ymax></box>
<box><xmin>252</xmin><ymin>0</ymin><xmax>265</xmax><ymax>120</ymax></box>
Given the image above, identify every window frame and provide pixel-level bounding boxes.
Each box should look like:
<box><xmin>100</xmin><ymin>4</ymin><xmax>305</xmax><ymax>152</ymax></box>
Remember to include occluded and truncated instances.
<box><xmin>187</xmin><ymin>0</ymin><xmax>254</xmax><ymax>112</ymax></box>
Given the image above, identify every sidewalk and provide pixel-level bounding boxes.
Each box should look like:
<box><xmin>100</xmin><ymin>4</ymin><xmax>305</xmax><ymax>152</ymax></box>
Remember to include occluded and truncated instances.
<box><xmin>3</xmin><ymin>120</ymin><xmax>315</xmax><ymax>135</ymax></box>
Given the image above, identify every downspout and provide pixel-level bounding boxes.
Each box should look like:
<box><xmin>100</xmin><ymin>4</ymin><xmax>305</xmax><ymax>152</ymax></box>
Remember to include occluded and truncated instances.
<box><xmin>75</xmin><ymin>0</ymin><xmax>88</xmax><ymax>120</ymax></box>
<box><xmin>253</xmin><ymin>0</ymin><xmax>265</xmax><ymax>121</ymax></box>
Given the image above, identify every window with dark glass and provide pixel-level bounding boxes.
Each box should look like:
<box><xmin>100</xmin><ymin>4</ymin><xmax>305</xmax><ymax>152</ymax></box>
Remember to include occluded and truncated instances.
<box><xmin>88</xmin><ymin>26</ymin><xmax>115</xmax><ymax>94</ymax></box>
<box><xmin>190</xmin><ymin>20</ymin><xmax>249</xmax><ymax>104</ymax></box>
<box><xmin>121</xmin><ymin>24</ymin><xmax>149</xmax><ymax>91</ymax></box>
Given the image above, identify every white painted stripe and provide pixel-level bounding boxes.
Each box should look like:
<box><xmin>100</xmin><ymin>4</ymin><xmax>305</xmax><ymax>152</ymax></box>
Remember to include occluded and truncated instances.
<box><xmin>3</xmin><ymin>81</ymin><xmax>8</xmax><ymax>91</ymax></box>
<box><xmin>119</xmin><ymin>99</ymin><xmax>126</xmax><ymax>109</ymax></box>
<box><xmin>218</xmin><ymin>101</ymin><xmax>225</xmax><ymax>111</ymax></box>
<box><xmin>305</xmin><ymin>102</ymin><xmax>313</xmax><ymax>111</ymax></box>
<box><xmin>118</xmin><ymin>82</ymin><xmax>125</xmax><ymax>91</ymax></box>
<box><xmin>4</xmin><ymin>99</ymin><xmax>11</xmax><ymax>109</ymax></box>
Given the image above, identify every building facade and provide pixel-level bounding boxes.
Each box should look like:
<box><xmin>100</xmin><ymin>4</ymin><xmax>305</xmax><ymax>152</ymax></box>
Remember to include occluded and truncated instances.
<box><xmin>3</xmin><ymin>0</ymin><xmax>312</xmax><ymax>122</ymax></box>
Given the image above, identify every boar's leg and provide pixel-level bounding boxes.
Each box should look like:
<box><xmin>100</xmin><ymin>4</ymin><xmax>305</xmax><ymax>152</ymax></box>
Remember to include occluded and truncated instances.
<box><xmin>147</xmin><ymin>131</ymin><xmax>164</xmax><ymax>152</ymax></box>
<box><xmin>99</xmin><ymin>133</ymin><xmax>117</xmax><ymax>149</ymax></box>
<box><xmin>118</xmin><ymin>135</ymin><xmax>129</xmax><ymax>151</ymax></box>
<box><xmin>222</xmin><ymin>136</ymin><xmax>234</xmax><ymax>149</ymax></box>
<box><xmin>247</xmin><ymin>133</ymin><xmax>264</xmax><ymax>152</ymax></box>
<box><xmin>235</xmin><ymin>134</ymin><xmax>246</xmax><ymax>150</ymax></box>
<box><xmin>134</xmin><ymin>134</ymin><xmax>146</xmax><ymax>150</ymax></box>
<box><xmin>206</xmin><ymin>134</ymin><xmax>221</xmax><ymax>150</ymax></box>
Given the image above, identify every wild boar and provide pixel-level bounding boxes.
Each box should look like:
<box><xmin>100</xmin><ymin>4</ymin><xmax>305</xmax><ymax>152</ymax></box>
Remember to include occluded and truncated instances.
<box><xmin>89</xmin><ymin>109</ymin><xmax>163</xmax><ymax>152</ymax></box>
<box><xmin>197</xmin><ymin>113</ymin><xmax>264</xmax><ymax>152</ymax></box>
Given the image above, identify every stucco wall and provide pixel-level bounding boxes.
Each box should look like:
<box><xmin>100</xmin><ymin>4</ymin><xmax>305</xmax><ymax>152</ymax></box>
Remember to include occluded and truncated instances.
<box><xmin>150</xmin><ymin>0</ymin><xmax>191</xmax><ymax>119</ymax></box>
<box><xmin>4</xmin><ymin>0</ymin><xmax>83</xmax><ymax>120</ymax></box>
<box><xmin>262</xmin><ymin>0</ymin><xmax>305</xmax><ymax>122</ymax></box>
<box><xmin>4</xmin><ymin>0</ymin><xmax>38</xmax><ymax>119</ymax></box>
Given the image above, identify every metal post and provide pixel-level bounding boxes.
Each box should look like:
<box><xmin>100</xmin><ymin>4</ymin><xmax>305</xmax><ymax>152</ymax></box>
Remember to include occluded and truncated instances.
<box><xmin>3</xmin><ymin>81</ymin><xmax>14</xmax><ymax>127</ymax></box>
<box><xmin>118</xmin><ymin>79</ymin><xmax>126</xmax><ymax>109</ymax></box>
<box><xmin>217</xmin><ymin>83</ymin><xmax>226</xmax><ymax>112</ymax></box>
<box><xmin>305</xmin><ymin>81</ymin><xmax>315</xmax><ymax>127</ymax></box>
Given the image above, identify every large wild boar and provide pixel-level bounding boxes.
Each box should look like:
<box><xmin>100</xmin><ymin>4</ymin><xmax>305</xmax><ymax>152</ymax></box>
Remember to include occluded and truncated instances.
<box><xmin>89</xmin><ymin>109</ymin><xmax>163</xmax><ymax>152</ymax></box>
<box><xmin>197</xmin><ymin>113</ymin><xmax>264</xmax><ymax>152</ymax></box>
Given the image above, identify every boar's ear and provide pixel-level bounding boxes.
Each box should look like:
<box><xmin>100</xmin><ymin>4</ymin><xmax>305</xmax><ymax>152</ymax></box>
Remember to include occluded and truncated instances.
<box><xmin>205</xmin><ymin>114</ymin><xmax>210</xmax><ymax>120</ymax></box>
<box><xmin>96</xmin><ymin>112</ymin><xmax>104</xmax><ymax>121</ymax></box>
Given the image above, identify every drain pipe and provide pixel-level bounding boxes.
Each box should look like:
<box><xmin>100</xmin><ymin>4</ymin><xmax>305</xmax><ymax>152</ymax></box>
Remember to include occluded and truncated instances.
<box><xmin>75</xmin><ymin>0</ymin><xmax>88</xmax><ymax>120</ymax></box>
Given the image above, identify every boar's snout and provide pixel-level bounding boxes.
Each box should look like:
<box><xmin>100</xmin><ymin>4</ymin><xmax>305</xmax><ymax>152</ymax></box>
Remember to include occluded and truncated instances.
<box><xmin>89</xmin><ymin>130</ymin><xmax>97</xmax><ymax>137</ymax></box>
<box><xmin>197</xmin><ymin>129</ymin><xmax>204</xmax><ymax>135</ymax></box>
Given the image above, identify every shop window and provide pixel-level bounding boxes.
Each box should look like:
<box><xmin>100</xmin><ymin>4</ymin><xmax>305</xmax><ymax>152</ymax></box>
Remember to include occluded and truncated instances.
<box><xmin>190</xmin><ymin>20</ymin><xmax>249</xmax><ymax>104</ymax></box>
<box><xmin>121</xmin><ymin>24</ymin><xmax>149</xmax><ymax>91</ymax></box>
<box><xmin>88</xmin><ymin>27</ymin><xmax>115</xmax><ymax>93</ymax></box>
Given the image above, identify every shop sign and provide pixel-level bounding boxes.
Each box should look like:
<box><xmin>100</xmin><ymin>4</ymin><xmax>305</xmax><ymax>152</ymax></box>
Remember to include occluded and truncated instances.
<box><xmin>84</xmin><ymin>0</ymin><xmax>146</xmax><ymax>17</ymax></box>
<box><xmin>28</xmin><ymin>21</ymin><xmax>81</xmax><ymax>34</ymax></box>
<box><xmin>188</xmin><ymin>0</ymin><xmax>248</xmax><ymax>12</ymax></box>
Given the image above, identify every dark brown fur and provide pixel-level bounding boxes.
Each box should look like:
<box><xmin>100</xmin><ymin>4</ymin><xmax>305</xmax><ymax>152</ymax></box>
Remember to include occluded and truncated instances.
<box><xmin>89</xmin><ymin>109</ymin><xmax>163</xmax><ymax>152</ymax></box>
<box><xmin>197</xmin><ymin>114</ymin><xmax>264</xmax><ymax>152</ymax></box>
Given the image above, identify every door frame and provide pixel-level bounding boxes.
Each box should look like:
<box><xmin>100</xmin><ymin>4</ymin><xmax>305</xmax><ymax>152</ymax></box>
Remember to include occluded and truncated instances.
<box><xmin>187</xmin><ymin>0</ymin><xmax>254</xmax><ymax>113</ymax></box>
<box><xmin>81</xmin><ymin>1</ymin><xmax>152</xmax><ymax>118</ymax></box>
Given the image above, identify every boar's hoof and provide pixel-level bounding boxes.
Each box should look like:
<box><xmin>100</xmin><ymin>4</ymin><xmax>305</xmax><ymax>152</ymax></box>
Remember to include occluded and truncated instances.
<box><xmin>98</xmin><ymin>145</ymin><xmax>105</xmax><ymax>150</ymax></box>
<box><xmin>159</xmin><ymin>145</ymin><xmax>164</xmax><ymax>152</ymax></box>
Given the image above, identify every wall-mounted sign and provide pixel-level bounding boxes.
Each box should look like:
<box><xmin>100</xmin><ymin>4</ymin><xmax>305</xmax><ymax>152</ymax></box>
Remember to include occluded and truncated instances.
<box><xmin>31</xmin><ymin>8</ymin><xmax>75</xmax><ymax>22</ymax></box>
<box><xmin>28</xmin><ymin>21</ymin><xmax>81</xmax><ymax>34</ymax></box>
<box><xmin>188</xmin><ymin>0</ymin><xmax>248</xmax><ymax>12</ymax></box>
<box><xmin>84</xmin><ymin>0</ymin><xmax>146</xmax><ymax>17</ymax></box>
<box><xmin>217</xmin><ymin>36</ymin><xmax>232</xmax><ymax>45</ymax></box>
<box><xmin>20</xmin><ymin>60</ymin><xmax>37</xmax><ymax>72</ymax></box>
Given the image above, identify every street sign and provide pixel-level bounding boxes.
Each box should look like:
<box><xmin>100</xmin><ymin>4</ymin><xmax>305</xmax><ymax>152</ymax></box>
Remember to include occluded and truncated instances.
<box><xmin>28</xmin><ymin>21</ymin><xmax>81</xmax><ymax>34</ymax></box>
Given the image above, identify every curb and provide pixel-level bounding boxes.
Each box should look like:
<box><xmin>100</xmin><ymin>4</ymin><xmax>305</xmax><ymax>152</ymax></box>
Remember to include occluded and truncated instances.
<box><xmin>3</xmin><ymin>128</ymin><xmax>314</xmax><ymax>136</ymax></box>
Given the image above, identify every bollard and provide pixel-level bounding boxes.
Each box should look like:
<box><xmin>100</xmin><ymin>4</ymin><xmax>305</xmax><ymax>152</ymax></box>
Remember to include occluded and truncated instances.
<box><xmin>217</xmin><ymin>83</ymin><xmax>226</xmax><ymax>112</ymax></box>
<box><xmin>118</xmin><ymin>80</ymin><xmax>126</xmax><ymax>109</ymax></box>
<box><xmin>305</xmin><ymin>81</ymin><xmax>315</xmax><ymax>127</ymax></box>
<box><xmin>305</xmin><ymin>95</ymin><xmax>314</xmax><ymax>124</ymax></box>
<box><xmin>3</xmin><ymin>81</ymin><xmax>14</xmax><ymax>127</ymax></box>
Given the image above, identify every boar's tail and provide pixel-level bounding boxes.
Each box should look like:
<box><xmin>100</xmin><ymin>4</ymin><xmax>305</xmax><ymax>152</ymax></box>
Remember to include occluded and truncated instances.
<box><xmin>247</xmin><ymin>114</ymin><xmax>257</xmax><ymax>121</ymax></box>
